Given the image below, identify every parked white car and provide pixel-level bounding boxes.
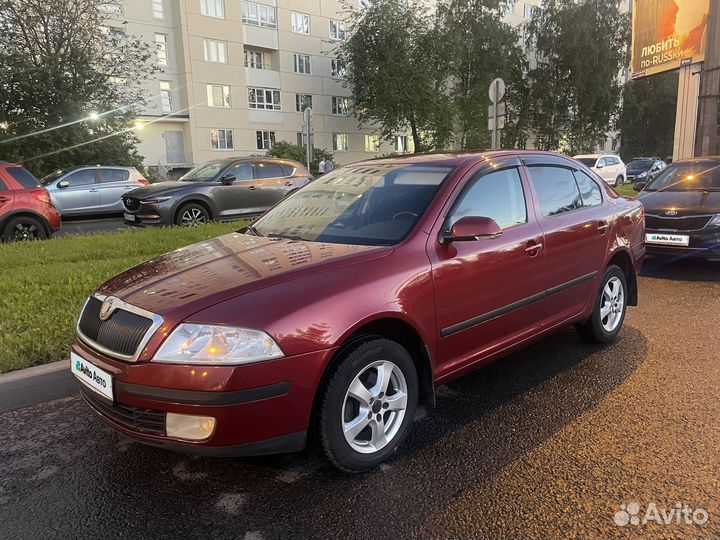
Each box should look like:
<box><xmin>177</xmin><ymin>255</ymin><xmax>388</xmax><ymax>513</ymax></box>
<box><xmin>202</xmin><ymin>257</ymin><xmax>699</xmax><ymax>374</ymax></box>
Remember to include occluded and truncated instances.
<box><xmin>573</xmin><ymin>154</ymin><xmax>627</xmax><ymax>186</ymax></box>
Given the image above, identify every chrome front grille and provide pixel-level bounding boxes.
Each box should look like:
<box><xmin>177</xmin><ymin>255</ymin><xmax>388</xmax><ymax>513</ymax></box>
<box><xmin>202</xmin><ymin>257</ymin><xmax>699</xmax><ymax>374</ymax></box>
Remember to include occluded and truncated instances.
<box><xmin>77</xmin><ymin>295</ymin><xmax>163</xmax><ymax>361</ymax></box>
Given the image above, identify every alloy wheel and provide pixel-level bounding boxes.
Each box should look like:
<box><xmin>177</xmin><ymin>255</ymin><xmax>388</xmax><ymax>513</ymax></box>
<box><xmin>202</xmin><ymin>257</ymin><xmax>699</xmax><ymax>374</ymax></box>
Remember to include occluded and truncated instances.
<box><xmin>10</xmin><ymin>222</ymin><xmax>39</xmax><ymax>242</ymax></box>
<box><xmin>600</xmin><ymin>276</ymin><xmax>624</xmax><ymax>332</ymax></box>
<box><xmin>181</xmin><ymin>208</ymin><xmax>207</xmax><ymax>227</ymax></box>
<box><xmin>342</xmin><ymin>360</ymin><xmax>408</xmax><ymax>454</ymax></box>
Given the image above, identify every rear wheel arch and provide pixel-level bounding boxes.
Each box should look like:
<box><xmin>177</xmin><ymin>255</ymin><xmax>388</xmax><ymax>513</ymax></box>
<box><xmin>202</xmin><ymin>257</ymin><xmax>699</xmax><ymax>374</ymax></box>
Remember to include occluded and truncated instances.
<box><xmin>607</xmin><ymin>249</ymin><xmax>637</xmax><ymax>306</ymax></box>
<box><xmin>0</xmin><ymin>210</ymin><xmax>51</xmax><ymax>237</ymax></box>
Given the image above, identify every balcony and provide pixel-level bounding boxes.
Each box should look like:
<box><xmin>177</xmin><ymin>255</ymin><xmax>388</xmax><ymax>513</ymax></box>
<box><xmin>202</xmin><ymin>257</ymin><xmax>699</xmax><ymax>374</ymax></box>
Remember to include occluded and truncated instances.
<box><xmin>244</xmin><ymin>24</ymin><xmax>278</xmax><ymax>50</ymax></box>
<box><xmin>245</xmin><ymin>61</ymin><xmax>280</xmax><ymax>88</ymax></box>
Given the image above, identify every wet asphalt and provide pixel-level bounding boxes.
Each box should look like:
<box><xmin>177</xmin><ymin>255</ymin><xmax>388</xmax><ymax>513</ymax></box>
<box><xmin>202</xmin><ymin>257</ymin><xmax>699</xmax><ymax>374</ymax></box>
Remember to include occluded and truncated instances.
<box><xmin>1</xmin><ymin>256</ymin><xmax>719</xmax><ymax>540</ymax></box>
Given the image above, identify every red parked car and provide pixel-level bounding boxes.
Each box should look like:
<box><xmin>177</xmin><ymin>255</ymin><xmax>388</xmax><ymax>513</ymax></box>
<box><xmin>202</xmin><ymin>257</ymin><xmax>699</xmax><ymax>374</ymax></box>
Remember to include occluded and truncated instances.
<box><xmin>71</xmin><ymin>151</ymin><xmax>644</xmax><ymax>472</ymax></box>
<box><xmin>0</xmin><ymin>161</ymin><xmax>61</xmax><ymax>242</ymax></box>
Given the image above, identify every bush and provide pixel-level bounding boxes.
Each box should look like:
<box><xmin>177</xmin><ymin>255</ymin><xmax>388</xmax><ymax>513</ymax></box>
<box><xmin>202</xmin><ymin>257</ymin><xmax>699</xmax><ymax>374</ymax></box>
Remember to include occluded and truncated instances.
<box><xmin>267</xmin><ymin>141</ymin><xmax>334</xmax><ymax>176</ymax></box>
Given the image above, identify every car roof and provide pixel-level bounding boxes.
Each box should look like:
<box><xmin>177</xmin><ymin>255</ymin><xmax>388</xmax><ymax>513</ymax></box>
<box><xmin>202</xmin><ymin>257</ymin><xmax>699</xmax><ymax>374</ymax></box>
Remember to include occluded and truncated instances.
<box><xmin>671</xmin><ymin>156</ymin><xmax>720</xmax><ymax>164</ymax></box>
<box><xmin>350</xmin><ymin>150</ymin><xmax>584</xmax><ymax>169</ymax></box>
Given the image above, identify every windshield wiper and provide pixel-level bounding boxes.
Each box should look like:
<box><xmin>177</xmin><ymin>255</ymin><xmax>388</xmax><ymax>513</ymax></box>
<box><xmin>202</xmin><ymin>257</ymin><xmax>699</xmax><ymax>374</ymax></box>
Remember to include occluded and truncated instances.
<box><xmin>268</xmin><ymin>233</ymin><xmax>305</xmax><ymax>241</ymax></box>
<box><xmin>244</xmin><ymin>225</ymin><xmax>264</xmax><ymax>237</ymax></box>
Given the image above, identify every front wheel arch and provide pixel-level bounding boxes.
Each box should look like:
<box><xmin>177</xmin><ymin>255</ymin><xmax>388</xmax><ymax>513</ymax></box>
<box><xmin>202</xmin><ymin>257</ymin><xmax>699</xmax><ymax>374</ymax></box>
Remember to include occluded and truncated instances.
<box><xmin>174</xmin><ymin>200</ymin><xmax>213</xmax><ymax>224</ymax></box>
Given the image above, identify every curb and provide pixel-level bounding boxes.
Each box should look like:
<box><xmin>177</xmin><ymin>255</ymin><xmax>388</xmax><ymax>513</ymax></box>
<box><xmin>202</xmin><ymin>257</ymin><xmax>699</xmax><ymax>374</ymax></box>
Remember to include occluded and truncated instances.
<box><xmin>0</xmin><ymin>360</ymin><xmax>76</xmax><ymax>414</ymax></box>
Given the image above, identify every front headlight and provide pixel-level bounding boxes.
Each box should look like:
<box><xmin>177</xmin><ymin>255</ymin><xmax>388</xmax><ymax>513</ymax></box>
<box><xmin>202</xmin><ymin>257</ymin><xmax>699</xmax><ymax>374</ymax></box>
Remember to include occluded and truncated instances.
<box><xmin>637</xmin><ymin>171</ymin><xmax>648</xmax><ymax>179</ymax></box>
<box><xmin>709</xmin><ymin>214</ymin><xmax>720</xmax><ymax>227</ymax></box>
<box><xmin>154</xmin><ymin>324</ymin><xmax>284</xmax><ymax>365</ymax></box>
<box><xmin>140</xmin><ymin>196</ymin><xmax>172</xmax><ymax>204</ymax></box>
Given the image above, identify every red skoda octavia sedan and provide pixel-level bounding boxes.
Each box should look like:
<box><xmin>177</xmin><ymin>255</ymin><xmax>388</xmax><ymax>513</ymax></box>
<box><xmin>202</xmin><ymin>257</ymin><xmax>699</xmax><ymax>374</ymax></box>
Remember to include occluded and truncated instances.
<box><xmin>71</xmin><ymin>151</ymin><xmax>645</xmax><ymax>472</ymax></box>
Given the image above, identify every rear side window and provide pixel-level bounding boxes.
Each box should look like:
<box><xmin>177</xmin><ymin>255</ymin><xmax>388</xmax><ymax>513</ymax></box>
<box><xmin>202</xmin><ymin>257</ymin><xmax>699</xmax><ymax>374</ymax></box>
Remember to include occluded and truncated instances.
<box><xmin>528</xmin><ymin>166</ymin><xmax>583</xmax><ymax>217</ymax></box>
<box><xmin>98</xmin><ymin>169</ymin><xmax>130</xmax><ymax>183</ymax></box>
<box><xmin>65</xmin><ymin>169</ymin><xmax>96</xmax><ymax>186</ymax></box>
<box><xmin>573</xmin><ymin>170</ymin><xmax>602</xmax><ymax>207</ymax></box>
<box><xmin>6</xmin><ymin>167</ymin><xmax>41</xmax><ymax>188</ymax></box>
<box><xmin>0</xmin><ymin>179</ymin><xmax>7</xmax><ymax>191</ymax></box>
<box><xmin>256</xmin><ymin>162</ymin><xmax>284</xmax><ymax>179</ymax></box>
<box><xmin>280</xmin><ymin>164</ymin><xmax>296</xmax><ymax>176</ymax></box>
<box><xmin>449</xmin><ymin>168</ymin><xmax>527</xmax><ymax>229</ymax></box>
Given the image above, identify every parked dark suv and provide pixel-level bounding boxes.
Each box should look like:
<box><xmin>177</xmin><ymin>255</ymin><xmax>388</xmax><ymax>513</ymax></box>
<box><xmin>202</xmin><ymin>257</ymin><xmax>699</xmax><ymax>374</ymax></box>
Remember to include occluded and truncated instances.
<box><xmin>72</xmin><ymin>151</ymin><xmax>644</xmax><ymax>472</ymax></box>
<box><xmin>122</xmin><ymin>157</ymin><xmax>312</xmax><ymax>227</ymax></box>
<box><xmin>0</xmin><ymin>161</ymin><xmax>61</xmax><ymax>242</ymax></box>
<box><xmin>636</xmin><ymin>156</ymin><xmax>720</xmax><ymax>260</ymax></box>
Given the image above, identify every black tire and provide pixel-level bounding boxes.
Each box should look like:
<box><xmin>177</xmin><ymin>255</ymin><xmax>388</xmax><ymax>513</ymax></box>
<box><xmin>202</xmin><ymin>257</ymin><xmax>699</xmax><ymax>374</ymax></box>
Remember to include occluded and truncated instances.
<box><xmin>575</xmin><ymin>265</ymin><xmax>628</xmax><ymax>343</ymax></box>
<box><xmin>615</xmin><ymin>175</ymin><xmax>624</xmax><ymax>186</ymax></box>
<box><xmin>175</xmin><ymin>203</ymin><xmax>210</xmax><ymax>227</ymax></box>
<box><xmin>315</xmin><ymin>338</ymin><xmax>419</xmax><ymax>473</ymax></box>
<box><xmin>2</xmin><ymin>216</ymin><xmax>48</xmax><ymax>242</ymax></box>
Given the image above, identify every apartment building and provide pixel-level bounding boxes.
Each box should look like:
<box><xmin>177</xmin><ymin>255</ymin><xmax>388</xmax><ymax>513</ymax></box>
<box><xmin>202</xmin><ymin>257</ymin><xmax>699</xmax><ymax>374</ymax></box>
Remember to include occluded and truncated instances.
<box><xmin>110</xmin><ymin>0</ymin><xmax>399</xmax><ymax>176</ymax></box>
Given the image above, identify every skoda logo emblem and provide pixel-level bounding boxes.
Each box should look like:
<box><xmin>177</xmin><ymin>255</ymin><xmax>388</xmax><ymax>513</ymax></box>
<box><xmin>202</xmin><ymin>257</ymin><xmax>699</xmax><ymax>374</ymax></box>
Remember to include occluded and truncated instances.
<box><xmin>99</xmin><ymin>297</ymin><xmax>117</xmax><ymax>321</ymax></box>
<box><xmin>664</xmin><ymin>209</ymin><xmax>678</xmax><ymax>216</ymax></box>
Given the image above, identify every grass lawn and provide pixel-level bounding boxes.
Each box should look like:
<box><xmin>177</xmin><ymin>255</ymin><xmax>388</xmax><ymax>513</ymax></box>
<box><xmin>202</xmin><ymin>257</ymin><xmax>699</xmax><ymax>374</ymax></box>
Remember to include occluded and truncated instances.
<box><xmin>0</xmin><ymin>222</ymin><xmax>242</xmax><ymax>373</ymax></box>
<box><xmin>614</xmin><ymin>183</ymin><xmax>637</xmax><ymax>198</ymax></box>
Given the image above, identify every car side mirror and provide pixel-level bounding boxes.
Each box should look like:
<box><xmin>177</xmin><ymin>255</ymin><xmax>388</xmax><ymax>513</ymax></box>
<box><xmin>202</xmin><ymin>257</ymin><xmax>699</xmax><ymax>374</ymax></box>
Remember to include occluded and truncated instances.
<box><xmin>596</xmin><ymin>163</ymin><xmax>604</xmax><ymax>169</ymax></box>
<box><xmin>633</xmin><ymin>182</ymin><xmax>646</xmax><ymax>192</ymax></box>
<box><xmin>442</xmin><ymin>216</ymin><xmax>502</xmax><ymax>244</ymax></box>
<box><xmin>220</xmin><ymin>174</ymin><xmax>235</xmax><ymax>185</ymax></box>
<box><xmin>58</xmin><ymin>180</ymin><xmax>70</xmax><ymax>188</ymax></box>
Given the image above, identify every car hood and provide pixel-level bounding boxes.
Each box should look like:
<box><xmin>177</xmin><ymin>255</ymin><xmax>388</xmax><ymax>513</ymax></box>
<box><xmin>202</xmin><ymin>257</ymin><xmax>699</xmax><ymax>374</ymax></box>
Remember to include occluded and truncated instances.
<box><xmin>627</xmin><ymin>166</ymin><xmax>651</xmax><ymax>174</ymax></box>
<box><xmin>638</xmin><ymin>190</ymin><xmax>720</xmax><ymax>216</ymax></box>
<box><xmin>97</xmin><ymin>233</ymin><xmax>389</xmax><ymax>319</ymax></box>
<box><xmin>125</xmin><ymin>181</ymin><xmax>202</xmax><ymax>198</ymax></box>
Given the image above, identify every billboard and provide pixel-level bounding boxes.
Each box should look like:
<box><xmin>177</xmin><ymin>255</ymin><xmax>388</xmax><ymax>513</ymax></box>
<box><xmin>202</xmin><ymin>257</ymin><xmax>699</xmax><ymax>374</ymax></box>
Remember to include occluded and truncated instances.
<box><xmin>631</xmin><ymin>0</ymin><xmax>710</xmax><ymax>78</ymax></box>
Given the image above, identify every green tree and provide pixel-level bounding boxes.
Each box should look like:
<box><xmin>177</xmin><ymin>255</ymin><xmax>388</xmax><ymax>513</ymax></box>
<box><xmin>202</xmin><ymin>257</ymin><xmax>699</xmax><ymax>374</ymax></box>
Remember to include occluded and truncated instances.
<box><xmin>617</xmin><ymin>71</ymin><xmax>678</xmax><ymax>161</ymax></box>
<box><xmin>526</xmin><ymin>0</ymin><xmax>630</xmax><ymax>153</ymax></box>
<box><xmin>438</xmin><ymin>0</ymin><xmax>527</xmax><ymax>149</ymax></box>
<box><xmin>266</xmin><ymin>141</ymin><xmax>334</xmax><ymax>176</ymax></box>
<box><xmin>337</xmin><ymin>0</ymin><xmax>453</xmax><ymax>152</ymax></box>
<box><xmin>0</xmin><ymin>0</ymin><xmax>158</xmax><ymax>177</ymax></box>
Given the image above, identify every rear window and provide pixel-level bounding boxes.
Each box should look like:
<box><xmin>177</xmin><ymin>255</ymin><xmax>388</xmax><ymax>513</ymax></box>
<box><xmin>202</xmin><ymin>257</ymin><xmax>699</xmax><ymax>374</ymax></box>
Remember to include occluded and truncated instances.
<box><xmin>99</xmin><ymin>169</ymin><xmax>130</xmax><ymax>183</ymax></box>
<box><xmin>6</xmin><ymin>167</ymin><xmax>42</xmax><ymax>189</ymax></box>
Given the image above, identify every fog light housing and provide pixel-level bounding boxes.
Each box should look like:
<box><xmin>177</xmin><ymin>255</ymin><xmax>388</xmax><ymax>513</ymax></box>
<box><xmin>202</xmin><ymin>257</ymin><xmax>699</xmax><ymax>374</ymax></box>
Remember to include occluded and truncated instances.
<box><xmin>166</xmin><ymin>413</ymin><xmax>216</xmax><ymax>441</ymax></box>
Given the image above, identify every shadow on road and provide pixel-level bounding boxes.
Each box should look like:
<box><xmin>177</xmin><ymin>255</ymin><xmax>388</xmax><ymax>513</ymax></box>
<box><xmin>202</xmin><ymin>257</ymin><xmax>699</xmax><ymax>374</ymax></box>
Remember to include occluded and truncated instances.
<box><xmin>641</xmin><ymin>255</ymin><xmax>720</xmax><ymax>283</ymax></box>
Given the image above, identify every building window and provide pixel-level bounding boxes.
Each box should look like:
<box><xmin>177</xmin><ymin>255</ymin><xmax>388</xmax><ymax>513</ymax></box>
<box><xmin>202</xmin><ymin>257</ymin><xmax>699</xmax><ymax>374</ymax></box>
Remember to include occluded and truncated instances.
<box><xmin>211</xmin><ymin>129</ymin><xmax>233</xmax><ymax>150</ymax></box>
<box><xmin>160</xmin><ymin>81</ymin><xmax>172</xmax><ymax>112</ymax></box>
<box><xmin>201</xmin><ymin>0</ymin><xmax>224</xmax><ymax>18</ymax></box>
<box><xmin>331</xmin><ymin>96</ymin><xmax>349</xmax><ymax>115</ymax></box>
<box><xmin>257</xmin><ymin>130</ymin><xmax>276</xmax><ymax>150</ymax></box>
<box><xmin>395</xmin><ymin>135</ymin><xmax>409</xmax><ymax>153</ymax></box>
<box><xmin>505</xmin><ymin>0</ymin><xmax>516</xmax><ymax>14</ymax></box>
<box><xmin>291</xmin><ymin>12</ymin><xmax>310</xmax><ymax>34</ymax></box>
<box><xmin>329</xmin><ymin>20</ymin><xmax>346</xmax><ymax>41</ymax></box>
<box><xmin>524</xmin><ymin>3</ymin><xmax>535</xmax><ymax>18</ymax></box>
<box><xmin>98</xmin><ymin>3</ymin><xmax>122</xmax><ymax>16</ymax></box>
<box><xmin>244</xmin><ymin>50</ymin><xmax>264</xmax><ymax>69</ymax></box>
<box><xmin>331</xmin><ymin>58</ymin><xmax>347</xmax><ymax>78</ymax></box>
<box><xmin>333</xmin><ymin>133</ymin><xmax>349</xmax><ymax>151</ymax></box>
<box><xmin>207</xmin><ymin>84</ymin><xmax>231</xmax><ymax>107</ymax></box>
<box><xmin>242</xmin><ymin>1</ymin><xmax>277</xmax><ymax>28</ymax></box>
<box><xmin>248</xmin><ymin>87</ymin><xmax>281</xmax><ymax>110</ymax></box>
<box><xmin>152</xmin><ymin>0</ymin><xmax>164</xmax><ymax>19</ymax></box>
<box><xmin>364</xmin><ymin>134</ymin><xmax>380</xmax><ymax>152</ymax></box>
<box><xmin>203</xmin><ymin>39</ymin><xmax>228</xmax><ymax>63</ymax></box>
<box><xmin>297</xmin><ymin>132</ymin><xmax>308</xmax><ymax>146</ymax></box>
<box><xmin>155</xmin><ymin>33</ymin><xmax>168</xmax><ymax>66</ymax></box>
<box><xmin>100</xmin><ymin>25</ymin><xmax>125</xmax><ymax>39</ymax></box>
<box><xmin>293</xmin><ymin>53</ymin><xmax>311</xmax><ymax>74</ymax></box>
<box><xmin>295</xmin><ymin>94</ymin><xmax>312</xmax><ymax>113</ymax></box>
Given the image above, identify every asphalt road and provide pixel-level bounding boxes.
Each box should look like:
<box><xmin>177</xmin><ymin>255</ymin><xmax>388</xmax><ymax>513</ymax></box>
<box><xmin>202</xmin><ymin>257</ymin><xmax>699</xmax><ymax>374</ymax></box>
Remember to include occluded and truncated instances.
<box><xmin>1</xmin><ymin>257</ymin><xmax>719</xmax><ymax>540</ymax></box>
<box><xmin>55</xmin><ymin>215</ymin><xmax>127</xmax><ymax>237</ymax></box>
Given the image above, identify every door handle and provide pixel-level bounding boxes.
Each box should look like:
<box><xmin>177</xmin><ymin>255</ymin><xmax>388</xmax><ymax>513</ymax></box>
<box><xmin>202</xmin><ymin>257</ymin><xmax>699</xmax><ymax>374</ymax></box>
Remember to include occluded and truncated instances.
<box><xmin>247</xmin><ymin>185</ymin><xmax>257</xmax><ymax>190</ymax></box>
<box><xmin>525</xmin><ymin>241</ymin><xmax>543</xmax><ymax>256</ymax></box>
<box><xmin>285</xmin><ymin>181</ymin><xmax>294</xmax><ymax>186</ymax></box>
<box><xmin>0</xmin><ymin>196</ymin><xmax>8</xmax><ymax>203</ymax></box>
<box><xmin>597</xmin><ymin>221</ymin><xmax>609</xmax><ymax>234</ymax></box>
<box><xmin>89</xmin><ymin>189</ymin><xmax>99</xmax><ymax>192</ymax></box>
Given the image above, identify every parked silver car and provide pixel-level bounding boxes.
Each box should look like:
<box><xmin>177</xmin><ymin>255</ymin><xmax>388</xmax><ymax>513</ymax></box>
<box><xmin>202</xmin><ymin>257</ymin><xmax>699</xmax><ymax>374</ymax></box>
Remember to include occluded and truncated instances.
<box><xmin>42</xmin><ymin>166</ymin><xmax>149</xmax><ymax>216</ymax></box>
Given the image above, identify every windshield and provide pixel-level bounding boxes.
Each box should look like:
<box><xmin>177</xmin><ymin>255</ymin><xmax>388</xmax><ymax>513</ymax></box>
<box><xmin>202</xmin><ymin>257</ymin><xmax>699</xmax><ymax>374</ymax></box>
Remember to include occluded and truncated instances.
<box><xmin>576</xmin><ymin>158</ymin><xmax>597</xmax><ymax>168</ymax></box>
<box><xmin>179</xmin><ymin>160</ymin><xmax>228</xmax><ymax>182</ymax></box>
<box><xmin>644</xmin><ymin>161</ymin><xmax>720</xmax><ymax>192</ymax></box>
<box><xmin>41</xmin><ymin>170</ymin><xmax>65</xmax><ymax>184</ymax></box>
<box><xmin>251</xmin><ymin>164</ymin><xmax>454</xmax><ymax>246</ymax></box>
<box><xmin>627</xmin><ymin>160</ymin><xmax>654</xmax><ymax>172</ymax></box>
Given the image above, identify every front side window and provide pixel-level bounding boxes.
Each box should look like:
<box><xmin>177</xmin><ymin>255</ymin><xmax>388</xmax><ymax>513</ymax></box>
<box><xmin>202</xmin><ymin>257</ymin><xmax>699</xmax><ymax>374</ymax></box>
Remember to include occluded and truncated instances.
<box><xmin>293</xmin><ymin>54</ymin><xmax>311</xmax><ymax>74</ymax></box>
<box><xmin>242</xmin><ymin>1</ymin><xmax>276</xmax><ymax>28</ymax></box>
<box><xmin>160</xmin><ymin>81</ymin><xmax>172</xmax><ymax>112</ymax></box>
<box><xmin>155</xmin><ymin>33</ymin><xmax>168</xmax><ymax>66</ymax></box>
<box><xmin>248</xmin><ymin>87</ymin><xmax>281</xmax><ymax>110</ymax></box>
<box><xmin>252</xmin><ymin>164</ymin><xmax>454</xmax><ymax>246</ymax></box>
<box><xmin>256</xmin><ymin>130</ymin><xmax>276</xmax><ymax>150</ymax></box>
<box><xmin>211</xmin><ymin>129</ymin><xmax>234</xmax><ymax>150</ymax></box>
<box><xmin>528</xmin><ymin>166</ymin><xmax>583</xmax><ymax>217</ymax></box>
<box><xmin>331</xmin><ymin>96</ymin><xmax>349</xmax><ymax>115</ymax></box>
<box><xmin>573</xmin><ymin>170</ymin><xmax>602</xmax><ymax>207</ymax></box>
<box><xmin>291</xmin><ymin>12</ymin><xmax>310</xmax><ymax>34</ymax></box>
<box><xmin>201</xmin><ymin>0</ymin><xmax>224</xmax><ymax>18</ymax></box>
<box><xmin>295</xmin><ymin>94</ymin><xmax>312</xmax><ymax>113</ymax></box>
<box><xmin>329</xmin><ymin>19</ymin><xmax>346</xmax><ymax>40</ymax></box>
<box><xmin>65</xmin><ymin>169</ymin><xmax>97</xmax><ymax>187</ymax></box>
<box><xmin>204</xmin><ymin>39</ymin><xmax>227</xmax><ymax>63</ymax></box>
<box><xmin>333</xmin><ymin>133</ymin><xmax>349</xmax><ymax>151</ymax></box>
<box><xmin>449</xmin><ymin>168</ymin><xmax>527</xmax><ymax>229</ymax></box>
<box><xmin>225</xmin><ymin>163</ymin><xmax>253</xmax><ymax>181</ymax></box>
<box><xmin>207</xmin><ymin>84</ymin><xmax>231</xmax><ymax>108</ymax></box>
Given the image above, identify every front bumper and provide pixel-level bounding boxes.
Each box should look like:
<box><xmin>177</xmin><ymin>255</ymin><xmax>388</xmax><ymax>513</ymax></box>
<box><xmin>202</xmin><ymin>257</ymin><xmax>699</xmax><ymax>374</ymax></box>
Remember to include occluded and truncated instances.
<box><xmin>645</xmin><ymin>227</ymin><xmax>720</xmax><ymax>260</ymax></box>
<box><xmin>123</xmin><ymin>201</ymin><xmax>174</xmax><ymax>227</ymax></box>
<box><xmin>71</xmin><ymin>339</ymin><xmax>336</xmax><ymax>456</ymax></box>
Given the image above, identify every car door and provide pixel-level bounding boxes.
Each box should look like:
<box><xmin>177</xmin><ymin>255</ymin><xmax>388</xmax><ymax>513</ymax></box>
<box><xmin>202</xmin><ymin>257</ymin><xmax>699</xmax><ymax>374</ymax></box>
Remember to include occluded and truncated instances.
<box><xmin>254</xmin><ymin>161</ymin><xmax>294</xmax><ymax>208</ymax></box>
<box><xmin>524</xmin><ymin>160</ymin><xmax>612</xmax><ymax>327</ymax></box>
<box><xmin>212</xmin><ymin>162</ymin><xmax>266</xmax><ymax>217</ymax></box>
<box><xmin>98</xmin><ymin>168</ymin><xmax>132</xmax><ymax>213</ymax></box>
<box><xmin>53</xmin><ymin>169</ymin><xmax>99</xmax><ymax>215</ymax></box>
<box><xmin>427</xmin><ymin>159</ymin><xmax>548</xmax><ymax>379</ymax></box>
<box><xmin>595</xmin><ymin>157</ymin><xmax>610</xmax><ymax>184</ymax></box>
